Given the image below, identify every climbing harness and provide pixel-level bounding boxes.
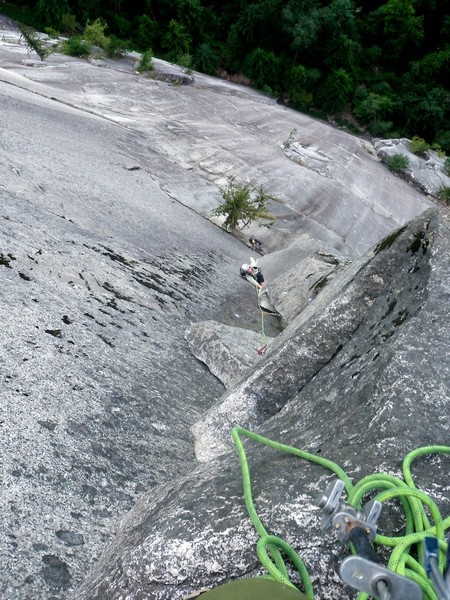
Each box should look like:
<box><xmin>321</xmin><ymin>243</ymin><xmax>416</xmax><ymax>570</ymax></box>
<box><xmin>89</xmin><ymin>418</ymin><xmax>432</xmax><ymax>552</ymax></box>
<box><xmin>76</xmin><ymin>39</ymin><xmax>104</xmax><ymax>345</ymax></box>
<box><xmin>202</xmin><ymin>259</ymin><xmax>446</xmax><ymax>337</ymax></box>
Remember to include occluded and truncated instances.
<box><xmin>230</xmin><ymin>427</ymin><xmax>450</xmax><ymax>600</ymax></box>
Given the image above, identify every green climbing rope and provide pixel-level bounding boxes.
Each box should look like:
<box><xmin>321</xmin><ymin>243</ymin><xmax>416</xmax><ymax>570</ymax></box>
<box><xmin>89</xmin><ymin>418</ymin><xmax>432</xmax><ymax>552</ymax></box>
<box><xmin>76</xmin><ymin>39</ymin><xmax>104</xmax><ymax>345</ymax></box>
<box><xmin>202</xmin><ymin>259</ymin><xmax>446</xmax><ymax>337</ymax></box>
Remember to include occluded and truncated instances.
<box><xmin>256</xmin><ymin>287</ymin><xmax>268</xmax><ymax>354</ymax></box>
<box><xmin>231</xmin><ymin>426</ymin><xmax>450</xmax><ymax>600</ymax></box>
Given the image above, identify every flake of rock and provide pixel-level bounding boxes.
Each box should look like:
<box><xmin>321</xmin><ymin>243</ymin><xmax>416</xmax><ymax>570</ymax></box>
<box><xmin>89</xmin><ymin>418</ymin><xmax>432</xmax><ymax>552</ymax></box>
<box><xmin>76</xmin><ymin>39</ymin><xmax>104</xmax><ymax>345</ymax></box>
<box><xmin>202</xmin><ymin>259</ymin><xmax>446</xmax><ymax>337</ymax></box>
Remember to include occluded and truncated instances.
<box><xmin>44</xmin><ymin>328</ymin><xmax>62</xmax><ymax>337</ymax></box>
<box><xmin>55</xmin><ymin>530</ymin><xmax>85</xmax><ymax>546</ymax></box>
<box><xmin>184</xmin><ymin>320</ymin><xmax>271</xmax><ymax>388</ymax></box>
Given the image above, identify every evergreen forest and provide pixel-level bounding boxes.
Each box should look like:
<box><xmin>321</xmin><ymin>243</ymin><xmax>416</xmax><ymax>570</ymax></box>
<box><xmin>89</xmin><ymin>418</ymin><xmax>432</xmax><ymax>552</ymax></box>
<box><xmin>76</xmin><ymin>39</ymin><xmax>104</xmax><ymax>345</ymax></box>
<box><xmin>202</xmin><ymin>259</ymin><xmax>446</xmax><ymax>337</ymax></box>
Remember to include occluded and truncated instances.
<box><xmin>2</xmin><ymin>0</ymin><xmax>450</xmax><ymax>151</ymax></box>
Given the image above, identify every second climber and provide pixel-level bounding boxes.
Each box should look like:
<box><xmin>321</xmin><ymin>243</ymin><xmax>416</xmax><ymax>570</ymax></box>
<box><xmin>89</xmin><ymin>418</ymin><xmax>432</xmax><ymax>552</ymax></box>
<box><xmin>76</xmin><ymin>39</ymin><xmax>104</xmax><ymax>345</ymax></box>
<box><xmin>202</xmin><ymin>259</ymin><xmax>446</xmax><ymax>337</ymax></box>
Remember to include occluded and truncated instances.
<box><xmin>240</xmin><ymin>257</ymin><xmax>265</xmax><ymax>290</ymax></box>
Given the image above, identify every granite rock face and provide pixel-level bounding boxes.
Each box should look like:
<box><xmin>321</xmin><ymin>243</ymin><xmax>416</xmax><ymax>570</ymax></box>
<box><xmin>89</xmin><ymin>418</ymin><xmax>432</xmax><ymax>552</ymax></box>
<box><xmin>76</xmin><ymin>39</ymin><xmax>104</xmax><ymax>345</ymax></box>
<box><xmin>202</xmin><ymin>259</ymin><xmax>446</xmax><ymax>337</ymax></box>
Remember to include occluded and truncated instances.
<box><xmin>375</xmin><ymin>137</ymin><xmax>450</xmax><ymax>197</ymax></box>
<box><xmin>192</xmin><ymin>209</ymin><xmax>449</xmax><ymax>461</ymax></box>
<box><xmin>1</xmin><ymin>15</ymin><xmax>448</xmax><ymax>600</ymax></box>
<box><xmin>76</xmin><ymin>211</ymin><xmax>450</xmax><ymax>600</ymax></box>
<box><xmin>259</xmin><ymin>235</ymin><xmax>349</xmax><ymax>324</ymax></box>
<box><xmin>0</xmin><ymin>19</ymin><xmax>434</xmax><ymax>260</ymax></box>
<box><xmin>73</xmin><ymin>209</ymin><xmax>450</xmax><ymax>600</ymax></box>
<box><xmin>184</xmin><ymin>321</ymin><xmax>272</xmax><ymax>389</ymax></box>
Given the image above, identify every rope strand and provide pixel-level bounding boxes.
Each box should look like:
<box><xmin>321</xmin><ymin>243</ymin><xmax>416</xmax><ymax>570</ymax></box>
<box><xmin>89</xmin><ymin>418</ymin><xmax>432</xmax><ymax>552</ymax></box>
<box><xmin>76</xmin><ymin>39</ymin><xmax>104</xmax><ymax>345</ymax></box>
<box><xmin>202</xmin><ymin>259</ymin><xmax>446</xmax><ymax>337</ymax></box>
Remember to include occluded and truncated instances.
<box><xmin>231</xmin><ymin>426</ymin><xmax>450</xmax><ymax>600</ymax></box>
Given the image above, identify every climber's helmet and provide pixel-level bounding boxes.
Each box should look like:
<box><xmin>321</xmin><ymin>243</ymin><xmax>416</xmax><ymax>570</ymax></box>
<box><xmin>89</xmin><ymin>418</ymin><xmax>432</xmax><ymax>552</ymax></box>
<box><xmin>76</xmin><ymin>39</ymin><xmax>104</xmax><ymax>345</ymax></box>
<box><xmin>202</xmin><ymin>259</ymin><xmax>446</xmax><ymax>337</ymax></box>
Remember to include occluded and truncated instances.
<box><xmin>240</xmin><ymin>263</ymin><xmax>252</xmax><ymax>276</ymax></box>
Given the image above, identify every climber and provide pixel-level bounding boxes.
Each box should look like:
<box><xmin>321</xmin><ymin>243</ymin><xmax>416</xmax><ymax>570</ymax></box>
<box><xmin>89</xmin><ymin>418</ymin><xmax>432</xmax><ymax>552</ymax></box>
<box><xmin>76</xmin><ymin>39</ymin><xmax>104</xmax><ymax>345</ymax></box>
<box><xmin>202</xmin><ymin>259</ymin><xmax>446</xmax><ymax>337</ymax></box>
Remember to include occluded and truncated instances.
<box><xmin>240</xmin><ymin>257</ymin><xmax>265</xmax><ymax>290</ymax></box>
<box><xmin>240</xmin><ymin>258</ymin><xmax>280</xmax><ymax>317</ymax></box>
<box><xmin>249</xmin><ymin>236</ymin><xmax>263</xmax><ymax>254</ymax></box>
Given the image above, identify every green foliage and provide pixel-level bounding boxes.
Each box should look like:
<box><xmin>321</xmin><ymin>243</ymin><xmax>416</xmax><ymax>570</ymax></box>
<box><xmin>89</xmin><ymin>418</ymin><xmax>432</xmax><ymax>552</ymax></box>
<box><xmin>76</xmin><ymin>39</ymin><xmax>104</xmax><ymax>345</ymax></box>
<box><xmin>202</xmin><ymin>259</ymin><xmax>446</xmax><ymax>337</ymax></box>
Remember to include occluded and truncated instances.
<box><xmin>282</xmin><ymin>2</ymin><xmax>321</xmax><ymax>52</ymax></box>
<box><xmin>5</xmin><ymin>0</ymin><xmax>448</xmax><ymax>150</ymax></box>
<box><xmin>109</xmin><ymin>13</ymin><xmax>132</xmax><ymax>40</ymax></box>
<box><xmin>176</xmin><ymin>0</ymin><xmax>205</xmax><ymax>41</ymax></box>
<box><xmin>261</xmin><ymin>85</ymin><xmax>277</xmax><ymax>98</ymax></box>
<box><xmin>431</xmin><ymin>144</ymin><xmax>445</xmax><ymax>158</ymax></box>
<box><xmin>444</xmin><ymin>157</ymin><xmax>450</xmax><ymax>176</ymax></box>
<box><xmin>83</xmin><ymin>18</ymin><xmax>108</xmax><ymax>49</ymax></box>
<box><xmin>354</xmin><ymin>91</ymin><xmax>394</xmax><ymax>122</ymax></box>
<box><xmin>61</xmin><ymin>18</ymin><xmax>127</xmax><ymax>59</ymax></box>
<box><xmin>37</xmin><ymin>0</ymin><xmax>69</xmax><ymax>28</ymax></box>
<box><xmin>409</xmin><ymin>49</ymin><xmax>450</xmax><ymax>84</ymax></box>
<box><xmin>284</xmin><ymin>64</ymin><xmax>313</xmax><ymax>109</ymax></box>
<box><xmin>61</xmin><ymin>36</ymin><xmax>91</xmax><ymax>57</ymax></box>
<box><xmin>193</xmin><ymin>43</ymin><xmax>219</xmax><ymax>75</ymax></box>
<box><xmin>438</xmin><ymin>186</ymin><xmax>450</xmax><ymax>205</ymax></box>
<box><xmin>283</xmin><ymin>128</ymin><xmax>297</xmax><ymax>149</ymax></box>
<box><xmin>441</xmin><ymin>15</ymin><xmax>450</xmax><ymax>42</ymax></box>
<box><xmin>135</xmin><ymin>49</ymin><xmax>154</xmax><ymax>73</ymax></box>
<box><xmin>317</xmin><ymin>68</ymin><xmax>353</xmax><ymax>113</ymax></box>
<box><xmin>162</xmin><ymin>19</ymin><xmax>191</xmax><ymax>60</ymax></box>
<box><xmin>60</xmin><ymin>13</ymin><xmax>78</xmax><ymax>35</ymax></box>
<box><xmin>18</xmin><ymin>24</ymin><xmax>51</xmax><ymax>60</ymax></box>
<box><xmin>44</xmin><ymin>26</ymin><xmax>60</xmax><ymax>38</ymax></box>
<box><xmin>435</xmin><ymin>131</ymin><xmax>450</xmax><ymax>155</ymax></box>
<box><xmin>322</xmin><ymin>0</ymin><xmax>356</xmax><ymax>37</ymax></box>
<box><xmin>212</xmin><ymin>178</ymin><xmax>275</xmax><ymax>231</ymax></box>
<box><xmin>368</xmin><ymin>120</ymin><xmax>394</xmax><ymax>138</ymax></box>
<box><xmin>353</xmin><ymin>91</ymin><xmax>397</xmax><ymax>133</ymax></box>
<box><xmin>410</xmin><ymin>136</ymin><xmax>430</xmax><ymax>157</ymax></box>
<box><xmin>324</xmin><ymin>34</ymin><xmax>361</xmax><ymax>75</ymax></box>
<box><xmin>235</xmin><ymin>4</ymin><xmax>262</xmax><ymax>44</ymax></box>
<box><xmin>334</xmin><ymin>117</ymin><xmax>363</xmax><ymax>135</ymax></box>
<box><xmin>104</xmin><ymin>35</ymin><xmax>128</xmax><ymax>59</ymax></box>
<box><xmin>243</xmin><ymin>47</ymin><xmax>280</xmax><ymax>90</ymax></box>
<box><xmin>381</xmin><ymin>0</ymin><xmax>424</xmax><ymax>57</ymax></box>
<box><xmin>0</xmin><ymin>2</ymin><xmax>44</xmax><ymax>30</ymax></box>
<box><xmin>176</xmin><ymin>52</ymin><xmax>193</xmax><ymax>72</ymax></box>
<box><xmin>404</xmin><ymin>87</ymin><xmax>449</xmax><ymax>141</ymax></box>
<box><xmin>135</xmin><ymin>15</ymin><xmax>158</xmax><ymax>51</ymax></box>
<box><xmin>386</xmin><ymin>153</ymin><xmax>409</xmax><ymax>173</ymax></box>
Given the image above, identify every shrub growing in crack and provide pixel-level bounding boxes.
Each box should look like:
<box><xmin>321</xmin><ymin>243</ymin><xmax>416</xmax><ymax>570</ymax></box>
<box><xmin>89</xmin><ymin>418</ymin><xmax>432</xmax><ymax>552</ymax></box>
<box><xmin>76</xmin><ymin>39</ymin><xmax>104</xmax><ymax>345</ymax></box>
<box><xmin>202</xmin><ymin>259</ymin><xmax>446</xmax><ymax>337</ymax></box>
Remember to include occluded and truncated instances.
<box><xmin>212</xmin><ymin>177</ymin><xmax>276</xmax><ymax>231</ymax></box>
<box><xmin>19</xmin><ymin>24</ymin><xmax>51</xmax><ymax>60</ymax></box>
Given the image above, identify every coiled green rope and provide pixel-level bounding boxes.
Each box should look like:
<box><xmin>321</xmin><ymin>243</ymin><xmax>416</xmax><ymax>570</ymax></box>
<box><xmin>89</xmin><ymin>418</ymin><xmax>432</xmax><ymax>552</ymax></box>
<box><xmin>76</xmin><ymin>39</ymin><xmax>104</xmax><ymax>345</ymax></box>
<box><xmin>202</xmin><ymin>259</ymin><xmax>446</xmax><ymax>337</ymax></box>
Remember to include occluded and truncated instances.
<box><xmin>231</xmin><ymin>427</ymin><xmax>450</xmax><ymax>600</ymax></box>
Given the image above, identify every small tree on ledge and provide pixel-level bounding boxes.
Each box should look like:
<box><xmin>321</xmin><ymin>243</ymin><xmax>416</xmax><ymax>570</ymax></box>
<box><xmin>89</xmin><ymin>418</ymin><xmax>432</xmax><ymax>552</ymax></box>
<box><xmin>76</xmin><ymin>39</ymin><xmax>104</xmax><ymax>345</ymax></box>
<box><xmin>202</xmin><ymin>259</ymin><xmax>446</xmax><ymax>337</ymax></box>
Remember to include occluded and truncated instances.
<box><xmin>212</xmin><ymin>177</ymin><xmax>275</xmax><ymax>231</ymax></box>
<box><xmin>19</xmin><ymin>24</ymin><xmax>51</xmax><ymax>61</ymax></box>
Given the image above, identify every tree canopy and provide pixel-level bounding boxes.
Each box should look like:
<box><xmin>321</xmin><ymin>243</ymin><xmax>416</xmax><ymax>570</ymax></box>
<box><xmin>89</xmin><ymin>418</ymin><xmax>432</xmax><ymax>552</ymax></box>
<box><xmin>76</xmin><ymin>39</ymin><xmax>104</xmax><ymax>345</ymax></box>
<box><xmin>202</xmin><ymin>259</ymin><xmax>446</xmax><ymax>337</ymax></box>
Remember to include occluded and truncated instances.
<box><xmin>4</xmin><ymin>0</ymin><xmax>450</xmax><ymax>150</ymax></box>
